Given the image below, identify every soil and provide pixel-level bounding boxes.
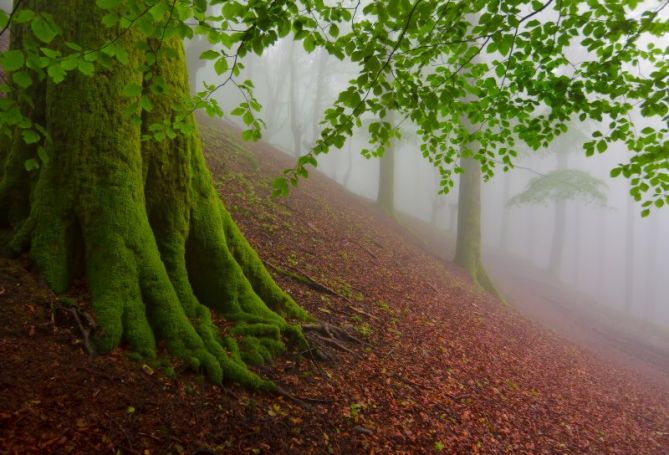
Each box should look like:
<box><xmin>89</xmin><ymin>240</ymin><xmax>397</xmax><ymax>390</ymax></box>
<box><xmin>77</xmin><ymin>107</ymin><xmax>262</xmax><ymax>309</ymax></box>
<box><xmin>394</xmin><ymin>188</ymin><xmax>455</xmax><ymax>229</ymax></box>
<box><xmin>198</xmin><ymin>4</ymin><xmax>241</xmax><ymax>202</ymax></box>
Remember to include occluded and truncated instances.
<box><xmin>1</xmin><ymin>118</ymin><xmax>668</xmax><ymax>454</ymax></box>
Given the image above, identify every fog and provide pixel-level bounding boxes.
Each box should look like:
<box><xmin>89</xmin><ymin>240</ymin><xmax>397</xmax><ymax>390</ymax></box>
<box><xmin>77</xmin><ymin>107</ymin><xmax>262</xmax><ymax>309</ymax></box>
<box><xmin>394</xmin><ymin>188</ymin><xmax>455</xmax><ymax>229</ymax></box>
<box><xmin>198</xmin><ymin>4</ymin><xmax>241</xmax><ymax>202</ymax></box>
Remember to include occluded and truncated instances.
<box><xmin>185</xmin><ymin>3</ymin><xmax>669</xmax><ymax>336</ymax></box>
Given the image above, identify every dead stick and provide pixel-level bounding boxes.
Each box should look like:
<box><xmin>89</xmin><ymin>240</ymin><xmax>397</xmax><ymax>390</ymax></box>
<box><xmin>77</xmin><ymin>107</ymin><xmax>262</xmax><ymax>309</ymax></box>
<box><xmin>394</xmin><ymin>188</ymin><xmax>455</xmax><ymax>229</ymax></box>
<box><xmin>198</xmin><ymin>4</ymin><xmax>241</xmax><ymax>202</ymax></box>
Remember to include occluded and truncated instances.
<box><xmin>69</xmin><ymin>308</ymin><xmax>94</xmax><ymax>355</ymax></box>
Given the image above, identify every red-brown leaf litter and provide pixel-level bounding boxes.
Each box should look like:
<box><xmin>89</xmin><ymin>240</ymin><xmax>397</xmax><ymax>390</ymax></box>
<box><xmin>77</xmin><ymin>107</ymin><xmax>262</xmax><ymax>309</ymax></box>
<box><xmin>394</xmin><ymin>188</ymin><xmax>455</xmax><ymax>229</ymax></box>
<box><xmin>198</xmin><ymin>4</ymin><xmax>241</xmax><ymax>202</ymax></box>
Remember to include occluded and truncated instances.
<box><xmin>1</xmin><ymin>118</ymin><xmax>668</xmax><ymax>454</ymax></box>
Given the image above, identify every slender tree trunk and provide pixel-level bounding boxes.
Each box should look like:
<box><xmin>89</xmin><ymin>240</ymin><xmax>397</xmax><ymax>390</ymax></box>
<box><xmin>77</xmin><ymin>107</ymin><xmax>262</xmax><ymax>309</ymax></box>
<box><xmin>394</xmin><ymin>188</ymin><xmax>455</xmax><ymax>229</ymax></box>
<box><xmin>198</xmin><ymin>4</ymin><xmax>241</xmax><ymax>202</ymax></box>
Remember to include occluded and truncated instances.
<box><xmin>310</xmin><ymin>51</ymin><xmax>328</xmax><ymax>146</ymax></box>
<box><xmin>499</xmin><ymin>172</ymin><xmax>511</xmax><ymax>252</ymax></box>
<box><xmin>547</xmin><ymin>151</ymin><xmax>568</xmax><ymax>277</ymax></box>
<box><xmin>624</xmin><ymin>187</ymin><xmax>635</xmax><ymax>312</ymax></box>
<box><xmin>185</xmin><ymin>35</ymin><xmax>209</xmax><ymax>95</ymax></box>
<box><xmin>448</xmin><ymin>202</ymin><xmax>457</xmax><ymax>233</ymax></box>
<box><xmin>342</xmin><ymin>139</ymin><xmax>353</xmax><ymax>186</ymax></box>
<box><xmin>527</xmin><ymin>206</ymin><xmax>535</xmax><ymax>264</ymax></box>
<box><xmin>376</xmin><ymin>108</ymin><xmax>396</xmax><ymax>216</ymax></box>
<box><xmin>596</xmin><ymin>208</ymin><xmax>606</xmax><ymax>293</ymax></box>
<box><xmin>570</xmin><ymin>204</ymin><xmax>580</xmax><ymax>288</ymax></box>
<box><xmin>548</xmin><ymin>199</ymin><xmax>567</xmax><ymax>276</ymax></box>
<box><xmin>430</xmin><ymin>196</ymin><xmax>440</xmax><ymax>226</ymax></box>
<box><xmin>288</xmin><ymin>43</ymin><xmax>303</xmax><ymax>156</ymax></box>
<box><xmin>377</xmin><ymin>141</ymin><xmax>395</xmax><ymax>216</ymax></box>
<box><xmin>644</xmin><ymin>216</ymin><xmax>658</xmax><ymax>318</ymax></box>
<box><xmin>454</xmin><ymin>157</ymin><xmax>499</xmax><ymax>297</ymax></box>
<box><xmin>0</xmin><ymin>1</ymin><xmax>309</xmax><ymax>388</ymax></box>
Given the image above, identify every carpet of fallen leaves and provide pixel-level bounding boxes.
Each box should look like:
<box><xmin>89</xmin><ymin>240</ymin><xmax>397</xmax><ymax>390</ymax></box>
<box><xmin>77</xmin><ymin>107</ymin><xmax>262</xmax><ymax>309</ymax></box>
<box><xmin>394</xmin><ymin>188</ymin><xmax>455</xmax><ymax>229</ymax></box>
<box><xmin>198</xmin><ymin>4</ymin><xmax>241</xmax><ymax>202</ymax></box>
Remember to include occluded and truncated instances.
<box><xmin>1</xmin><ymin>117</ymin><xmax>668</xmax><ymax>454</ymax></box>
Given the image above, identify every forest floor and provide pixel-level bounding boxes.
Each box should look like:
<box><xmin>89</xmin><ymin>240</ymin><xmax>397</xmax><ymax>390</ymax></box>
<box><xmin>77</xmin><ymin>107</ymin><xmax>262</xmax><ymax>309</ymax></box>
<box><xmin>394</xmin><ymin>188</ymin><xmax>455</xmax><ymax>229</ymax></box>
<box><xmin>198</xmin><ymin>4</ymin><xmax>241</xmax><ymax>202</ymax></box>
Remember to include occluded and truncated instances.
<box><xmin>1</xmin><ymin>117</ymin><xmax>668</xmax><ymax>454</ymax></box>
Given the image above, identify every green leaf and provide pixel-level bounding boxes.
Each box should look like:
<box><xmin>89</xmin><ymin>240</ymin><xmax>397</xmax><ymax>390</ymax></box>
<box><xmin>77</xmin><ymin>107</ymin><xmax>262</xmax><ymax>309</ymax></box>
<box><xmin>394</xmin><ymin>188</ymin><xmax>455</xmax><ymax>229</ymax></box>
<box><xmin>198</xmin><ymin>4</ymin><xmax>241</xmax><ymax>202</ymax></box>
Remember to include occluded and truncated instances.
<box><xmin>31</xmin><ymin>15</ymin><xmax>59</xmax><ymax>43</ymax></box>
<box><xmin>14</xmin><ymin>9</ymin><xmax>35</xmax><ymax>24</ymax></box>
<box><xmin>24</xmin><ymin>158</ymin><xmax>39</xmax><ymax>171</ymax></box>
<box><xmin>47</xmin><ymin>63</ymin><xmax>66</xmax><ymax>83</ymax></box>
<box><xmin>0</xmin><ymin>10</ymin><xmax>9</xmax><ymax>30</ymax></box>
<box><xmin>140</xmin><ymin>96</ymin><xmax>153</xmax><ymax>112</ymax></box>
<box><xmin>214</xmin><ymin>57</ymin><xmax>228</xmax><ymax>75</ymax></box>
<box><xmin>115</xmin><ymin>46</ymin><xmax>129</xmax><ymax>65</ymax></box>
<box><xmin>77</xmin><ymin>60</ymin><xmax>95</xmax><ymax>76</ymax></box>
<box><xmin>199</xmin><ymin>50</ymin><xmax>219</xmax><ymax>60</ymax></box>
<box><xmin>3</xmin><ymin>50</ymin><xmax>25</xmax><ymax>72</ymax></box>
<box><xmin>329</xmin><ymin>24</ymin><xmax>339</xmax><ymax>38</ymax></box>
<box><xmin>37</xmin><ymin>145</ymin><xmax>49</xmax><ymax>165</ymax></box>
<box><xmin>303</xmin><ymin>35</ymin><xmax>316</xmax><ymax>53</ymax></box>
<box><xmin>222</xmin><ymin>2</ymin><xmax>243</xmax><ymax>20</ymax></box>
<box><xmin>272</xmin><ymin>177</ymin><xmax>289</xmax><ymax>197</ymax></box>
<box><xmin>122</xmin><ymin>83</ymin><xmax>142</xmax><ymax>97</ymax></box>
<box><xmin>12</xmin><ymin>71</ymin><xmax>32</xmax><ymax>89</ymax></box>
<box><xmin>21</xmin><ymin>129</ymin><xmax>40</xmax><ymax>145</ymax></box>
<box><xmin>278</xmin><ymin>19</ymin><xmax>291</xmax><ymax>38</ymax></box>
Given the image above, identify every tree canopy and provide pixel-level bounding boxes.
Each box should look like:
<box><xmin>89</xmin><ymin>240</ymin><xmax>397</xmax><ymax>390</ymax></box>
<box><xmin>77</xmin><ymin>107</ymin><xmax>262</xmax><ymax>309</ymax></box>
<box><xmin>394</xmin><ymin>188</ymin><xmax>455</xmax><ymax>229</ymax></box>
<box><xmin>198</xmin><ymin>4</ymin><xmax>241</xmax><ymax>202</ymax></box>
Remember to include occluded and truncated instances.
<box><xmin>0</xmin><ymin>0</ymin><xmax>667</xmax><ymax>214</ymax></box>
<box><xmin>508</xmin><ymin>168</ymin><xmax>608</xmax><ymax>206</ymax></box>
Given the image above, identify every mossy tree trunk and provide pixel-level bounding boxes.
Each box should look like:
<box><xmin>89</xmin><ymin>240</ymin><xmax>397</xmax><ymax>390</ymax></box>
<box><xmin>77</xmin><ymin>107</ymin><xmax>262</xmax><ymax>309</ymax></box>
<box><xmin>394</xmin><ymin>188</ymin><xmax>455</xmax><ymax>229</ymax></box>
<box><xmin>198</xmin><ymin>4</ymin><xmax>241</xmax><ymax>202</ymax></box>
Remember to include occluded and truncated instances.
<box><xmin>0</xmin><ymin>0</ymin><xmax>310</xmax><ymax>389</ymax></box>
<box><xmin>454</xmin><ymin>156</ymin><xmax>500</xmax><ymax>298</ymax></box>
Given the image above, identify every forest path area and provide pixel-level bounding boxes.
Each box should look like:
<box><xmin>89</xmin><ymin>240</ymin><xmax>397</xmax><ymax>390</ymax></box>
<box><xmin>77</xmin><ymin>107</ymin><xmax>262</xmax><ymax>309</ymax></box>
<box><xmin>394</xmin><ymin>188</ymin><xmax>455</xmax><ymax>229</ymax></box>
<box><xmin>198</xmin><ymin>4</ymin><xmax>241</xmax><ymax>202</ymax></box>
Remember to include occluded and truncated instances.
<box><xmin>1</xmin><ymin>119</ymin><xmax>668</xmax><ymax>454</ymax></box>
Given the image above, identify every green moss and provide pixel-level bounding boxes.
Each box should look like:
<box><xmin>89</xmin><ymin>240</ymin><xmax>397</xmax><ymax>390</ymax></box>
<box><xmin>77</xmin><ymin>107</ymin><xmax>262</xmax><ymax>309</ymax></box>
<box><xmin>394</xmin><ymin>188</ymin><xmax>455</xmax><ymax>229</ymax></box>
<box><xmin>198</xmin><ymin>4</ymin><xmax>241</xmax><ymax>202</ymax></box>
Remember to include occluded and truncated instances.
<box><xmin>0</xmin><ymin>1</ymin><xmax>309</xmax><ymax>391</ymax></box>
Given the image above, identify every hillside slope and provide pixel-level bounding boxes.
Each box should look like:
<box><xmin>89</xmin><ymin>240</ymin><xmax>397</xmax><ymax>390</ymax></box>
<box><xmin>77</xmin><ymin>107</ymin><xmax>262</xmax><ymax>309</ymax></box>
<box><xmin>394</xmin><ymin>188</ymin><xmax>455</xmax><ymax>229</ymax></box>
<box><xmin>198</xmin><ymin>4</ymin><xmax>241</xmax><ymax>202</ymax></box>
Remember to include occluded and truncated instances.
<box><xmin>1</xmin><ymin>118</ymin><xmax>668</xmax><ymax>454</ymax></box>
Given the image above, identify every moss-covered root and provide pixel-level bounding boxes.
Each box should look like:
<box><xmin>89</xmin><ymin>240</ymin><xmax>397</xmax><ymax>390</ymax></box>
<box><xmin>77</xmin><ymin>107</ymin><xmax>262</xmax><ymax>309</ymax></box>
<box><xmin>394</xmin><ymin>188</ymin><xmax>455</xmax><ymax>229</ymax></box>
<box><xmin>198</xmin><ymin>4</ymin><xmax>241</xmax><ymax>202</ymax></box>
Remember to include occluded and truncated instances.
<box><xmin>220</xmin><ymin>205</ymin><xmax>313</xmax><ymax>322</ymax></box>
<box><xmin>467</xmin><ymin>259</ymin><xmax>505</xmax><ymax>303</ymax></box>
<box><xmin>6</xmin><ymin>2</ymin><xmax>311</xmax><ymax>390</ymax></box>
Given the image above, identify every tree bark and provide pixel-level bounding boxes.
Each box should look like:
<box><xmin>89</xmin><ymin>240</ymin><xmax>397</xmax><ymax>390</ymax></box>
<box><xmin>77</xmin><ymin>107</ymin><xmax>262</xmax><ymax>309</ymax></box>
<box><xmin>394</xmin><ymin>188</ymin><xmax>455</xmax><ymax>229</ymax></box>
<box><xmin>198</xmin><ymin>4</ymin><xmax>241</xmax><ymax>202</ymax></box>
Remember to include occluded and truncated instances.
<box><xmin>185</xmin><ymin>34</ymin><xmax>209</xmax><ymax>95</ymax></box>
<box><xmin>0</xmin><ymin>0</ymin><xmax>310</xmax><ymax>388</ymax></box>
<box><xmin>499</xmin><ymin>172</ymin><xmax>511</xmax><ymax>252</ymax></box>
<box><xmin>644</xmin><ymin>216</ymin><xmax>658</xmax><ymax>318</ymax></box>
<box><xmin>377</xmin><ymin>141</ymin><xmax>395</xmax><ymax>216</ymax></box>
<box><xmin>624</xmin><ymin>185</ymin><xmax>635</xmax><ymax>312</ymax></box>
<box><xmin>454</xmin><ymin>156</ymin><xmax>499</xmax><ymax>297</ymax></box>
<box><xmin>547</xmin><ymin>151</ymin><xmax>568</xmax><ymax>277</ymax></box>
<box><xmin>288</xmin><ymin>43</ymin><xmax>303</xmax><ymax>156</ymax></box>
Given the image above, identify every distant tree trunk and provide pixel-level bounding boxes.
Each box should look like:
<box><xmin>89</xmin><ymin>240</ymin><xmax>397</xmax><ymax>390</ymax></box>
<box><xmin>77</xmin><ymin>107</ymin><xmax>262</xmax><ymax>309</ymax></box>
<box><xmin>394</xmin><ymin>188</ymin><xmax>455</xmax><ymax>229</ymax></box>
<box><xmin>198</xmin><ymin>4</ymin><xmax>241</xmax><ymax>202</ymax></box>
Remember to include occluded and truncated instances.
<box><xmin>570</xmin><ymin>204</ymin><xmax>580</xmax><ymax>288</ymax></box>
<box><xmin>0</xmin><ymin>0</ymin><xmax>310</xmax><ymax>389</ymax></box>
<box><xmin>309</xmin><ymin>51</ymin><xmax>328</xmax><ymax>146</ymax></box>
<box><xmin>448</xmin><ymin>202</ymin><xmax>458</xmax><ymax>233</ymax></box>
<box><xmin>527</xmin><ymin>206</ymin><xmax>535</xmax><ymax>264</ymax></box>
<box><xmin>547</xmin><ymin>151</ymin><xmax>568</xmax><ymax>277</ymax></box>
<box><xmin>377</xmin><ymin>142</ymin><xmax>395</xmax><ymax>216</ymax></box>
<box><xmin>454</xmin><ymin>157</ymin><xmax>499</xmax><ymax>297</ymax></box>
<box><xmin>288</xmin><ymin>43</ymin><xmax>303</xmax><ymax>156</ymax></box>
<box><xmin>257</xmin><ymin>42</ymin><xmax>289</xmax><ymax>142</ymax></box>
<box><xmin>624</xmin><ymin>187</ymin><xmax>635</xmax><ymax>312</ymax></box>
<box><xmin>184</xmin><ymin>35</ymin><xmax>209</xmax><ymax>94</ymax></box>
<box><xmin>342</xmin><ymin>139</ymin><xmax>353</xmax><ymax>187</ymax></box>
<box><xmin>430</xmin><ymin>196</ymin><xmax>441</xmax><ymax>226</ymax></box>
<box><xmin>376</xmin><ymin>108</ymin><xmax>396</xmax><ymax>216</ymax></box>
<box><xmin>596</xmin><ymin>208</ymin><xmax>606</xmax><ymax>292</ymax></box>
<box><xmin>644</xmin><ymin>217</ymin><xmax>658</xmax><ymax>318</ymax></box>
<box><xmin>499</xmin><ymin>172</ymin><xmax>511</xmax><ymax>252</ymax></box>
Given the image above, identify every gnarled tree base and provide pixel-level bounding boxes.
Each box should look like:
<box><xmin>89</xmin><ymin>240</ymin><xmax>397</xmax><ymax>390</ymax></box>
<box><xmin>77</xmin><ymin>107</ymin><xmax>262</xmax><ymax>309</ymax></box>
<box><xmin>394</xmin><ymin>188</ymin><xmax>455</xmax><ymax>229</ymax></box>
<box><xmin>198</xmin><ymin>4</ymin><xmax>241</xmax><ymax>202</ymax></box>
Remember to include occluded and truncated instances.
<box><xmin>0</xmin><ymin>1</ymin><xmax>312</xmax><ymax>389</ymax></box>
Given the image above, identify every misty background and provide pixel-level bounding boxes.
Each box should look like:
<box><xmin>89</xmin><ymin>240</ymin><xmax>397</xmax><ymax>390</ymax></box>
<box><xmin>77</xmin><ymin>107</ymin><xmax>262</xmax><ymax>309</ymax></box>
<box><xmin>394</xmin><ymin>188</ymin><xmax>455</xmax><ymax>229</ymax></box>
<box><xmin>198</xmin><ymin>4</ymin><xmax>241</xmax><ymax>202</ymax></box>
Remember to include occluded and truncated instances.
<box><xmin>183</xmin><ymin>8</ymin><xmax>669</xmax><ymax>333</ymax></box>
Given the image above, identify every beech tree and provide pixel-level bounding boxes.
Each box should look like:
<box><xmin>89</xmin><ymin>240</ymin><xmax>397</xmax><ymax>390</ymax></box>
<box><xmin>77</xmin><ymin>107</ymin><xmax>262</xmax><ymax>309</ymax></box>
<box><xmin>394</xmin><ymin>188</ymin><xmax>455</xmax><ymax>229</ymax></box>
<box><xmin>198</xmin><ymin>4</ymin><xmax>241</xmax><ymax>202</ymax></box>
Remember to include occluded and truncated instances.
<box><xmin>0</xmin><ymin>0</ymin><xmax>312</xmax><ymax>389</ymax></box>
<box><xmin>0</xmin><ymin>0</ymin><xmax>667</xmax><ymax>388</ymax></box>
<box><xmin>509</xmin><ymin>123</ymin><xmax>608</xmax><ymax>277</ymax></box>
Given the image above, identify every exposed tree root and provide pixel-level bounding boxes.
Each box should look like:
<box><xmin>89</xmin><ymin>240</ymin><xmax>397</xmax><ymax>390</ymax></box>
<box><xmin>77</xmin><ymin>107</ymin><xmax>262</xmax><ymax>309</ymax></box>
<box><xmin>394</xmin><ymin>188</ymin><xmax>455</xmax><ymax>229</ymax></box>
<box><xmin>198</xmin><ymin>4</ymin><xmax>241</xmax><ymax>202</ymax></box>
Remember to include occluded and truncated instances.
<box><xmin>301</xmin><ymin>321</ymin><xmax>364</xmax><ymax>360</ymax></box>
<box><xmin>267</xmin><ymin>261</ymin><xmax>379</xmax><ymax>321</ymax></box>
<box><xmin>302</xmin><ymin>322</ymin><xmax>364</xmax><ymax>345</ymax></box>
<box><xmin>68</xmin><ymin>307</ymin><xmax>96</xmax><ymax>355</ymax></box>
